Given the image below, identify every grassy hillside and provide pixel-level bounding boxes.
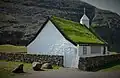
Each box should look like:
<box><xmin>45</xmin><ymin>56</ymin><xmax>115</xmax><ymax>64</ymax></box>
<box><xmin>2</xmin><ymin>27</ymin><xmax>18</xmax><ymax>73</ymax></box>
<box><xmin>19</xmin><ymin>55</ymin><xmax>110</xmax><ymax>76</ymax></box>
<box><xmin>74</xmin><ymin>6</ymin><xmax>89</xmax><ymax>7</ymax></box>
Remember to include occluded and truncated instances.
<box><xmin>0</xmin><ymin>60</ymin><xmax>60</xmax><ymax>78</ymax></box>
<box><xmin>0</xmin><ymin>44</ymin><xmax>26</xmax><ymax>53</ymax></box>
<box><xmin>0</xmin><ymin>60</ymin><xmax>32</xmax><ymax>78</ymax></box>
<box><xmin>0</xmin><ymin>0</ymin><xmax>120</xmax><ymax>52</ymax></box>
<box><xmin>98</xmin><ymin>61</ymin><xmax>120</xmax><ymax>72</ymax></box>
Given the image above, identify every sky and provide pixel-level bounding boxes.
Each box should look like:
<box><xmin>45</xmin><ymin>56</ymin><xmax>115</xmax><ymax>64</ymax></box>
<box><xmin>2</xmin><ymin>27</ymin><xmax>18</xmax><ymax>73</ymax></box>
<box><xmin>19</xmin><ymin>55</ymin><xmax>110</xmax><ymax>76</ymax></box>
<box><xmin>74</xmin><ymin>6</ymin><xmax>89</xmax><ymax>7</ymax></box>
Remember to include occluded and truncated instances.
<box><xmin>81</xmin><ymin>0</ymin><xmax>120</xmax><ymax>15</ymax></box>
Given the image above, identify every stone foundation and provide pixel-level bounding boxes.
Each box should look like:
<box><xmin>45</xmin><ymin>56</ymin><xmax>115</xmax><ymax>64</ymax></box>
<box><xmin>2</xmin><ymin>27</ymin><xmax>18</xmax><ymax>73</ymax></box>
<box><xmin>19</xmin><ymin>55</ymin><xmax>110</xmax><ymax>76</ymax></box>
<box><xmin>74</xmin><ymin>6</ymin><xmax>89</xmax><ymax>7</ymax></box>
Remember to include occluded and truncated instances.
<box><xmin>78</xmin><ymin>54</ymin><xmax>120</xmax><ymax>71</ymax></box>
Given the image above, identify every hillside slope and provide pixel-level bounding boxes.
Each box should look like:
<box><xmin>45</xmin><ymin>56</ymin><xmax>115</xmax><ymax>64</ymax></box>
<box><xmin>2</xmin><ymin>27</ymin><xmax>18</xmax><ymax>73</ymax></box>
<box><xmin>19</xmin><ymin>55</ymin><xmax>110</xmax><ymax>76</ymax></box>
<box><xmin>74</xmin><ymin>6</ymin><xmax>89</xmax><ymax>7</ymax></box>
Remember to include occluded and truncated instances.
<box><xmin>92</xmin><ymin>8</ymin><xmax>120</xmax><ymax>52</ymax></box>
<box><xmin>0</xmin><ymin>0</ymin><xmax>120</xmax><ymax>52</ymax></box>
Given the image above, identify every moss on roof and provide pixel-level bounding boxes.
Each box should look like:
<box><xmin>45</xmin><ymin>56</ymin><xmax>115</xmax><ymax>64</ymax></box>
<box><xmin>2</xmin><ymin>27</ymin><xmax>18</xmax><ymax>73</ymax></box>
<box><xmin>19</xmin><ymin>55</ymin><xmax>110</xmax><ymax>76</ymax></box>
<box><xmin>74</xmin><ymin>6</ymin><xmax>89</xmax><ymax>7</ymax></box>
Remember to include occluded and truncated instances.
<box><xmin>51</xmin><ymin>16</ymin><xmax>105</xmax><ymax>44</ymax></box>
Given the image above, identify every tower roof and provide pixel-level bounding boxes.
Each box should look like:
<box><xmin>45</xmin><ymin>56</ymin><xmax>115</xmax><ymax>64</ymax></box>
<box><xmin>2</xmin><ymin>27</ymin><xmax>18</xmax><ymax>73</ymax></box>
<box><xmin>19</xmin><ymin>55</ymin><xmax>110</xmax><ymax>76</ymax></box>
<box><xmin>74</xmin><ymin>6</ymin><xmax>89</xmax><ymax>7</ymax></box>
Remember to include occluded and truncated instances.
<box><xmin>81</xmin><ymin>14</ymin><xmax>89</xmax><ymax>20</ymax></box>
<box><xmin>81</xmin><ymin>8</ymin><xmax>89</xmax><ymax>20</ymax></box>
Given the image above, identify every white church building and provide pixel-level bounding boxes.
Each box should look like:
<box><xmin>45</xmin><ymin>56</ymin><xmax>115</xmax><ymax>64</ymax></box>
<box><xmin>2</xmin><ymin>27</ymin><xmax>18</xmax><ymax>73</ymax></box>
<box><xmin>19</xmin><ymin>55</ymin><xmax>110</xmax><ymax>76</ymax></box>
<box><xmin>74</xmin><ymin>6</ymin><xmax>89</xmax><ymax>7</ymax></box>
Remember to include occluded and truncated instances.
<box><xmin>26</xmin><ymin>9</ymin><xmax>108</xmax><ymax>68</ymax></box>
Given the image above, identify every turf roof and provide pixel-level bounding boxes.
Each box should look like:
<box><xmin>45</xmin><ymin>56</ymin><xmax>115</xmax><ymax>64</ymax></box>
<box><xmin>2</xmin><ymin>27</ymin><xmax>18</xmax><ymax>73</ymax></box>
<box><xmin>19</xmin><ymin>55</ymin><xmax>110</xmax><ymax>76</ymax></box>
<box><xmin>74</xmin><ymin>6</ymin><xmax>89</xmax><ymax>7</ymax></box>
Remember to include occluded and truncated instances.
<box><xmin>51</xmin><ymin>16</ymin><xmax>105</xmax><ymax>44</ymax></box>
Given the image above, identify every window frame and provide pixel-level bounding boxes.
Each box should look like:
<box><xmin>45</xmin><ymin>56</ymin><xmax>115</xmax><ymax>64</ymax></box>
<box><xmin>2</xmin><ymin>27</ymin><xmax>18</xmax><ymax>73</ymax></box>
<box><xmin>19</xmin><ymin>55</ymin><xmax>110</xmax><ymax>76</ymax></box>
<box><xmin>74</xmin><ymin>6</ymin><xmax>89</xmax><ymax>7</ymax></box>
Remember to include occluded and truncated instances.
<box><xmin>83</xmin><ymin>46</ymin><xmax>87</xmax><ymax>55</ymax></box>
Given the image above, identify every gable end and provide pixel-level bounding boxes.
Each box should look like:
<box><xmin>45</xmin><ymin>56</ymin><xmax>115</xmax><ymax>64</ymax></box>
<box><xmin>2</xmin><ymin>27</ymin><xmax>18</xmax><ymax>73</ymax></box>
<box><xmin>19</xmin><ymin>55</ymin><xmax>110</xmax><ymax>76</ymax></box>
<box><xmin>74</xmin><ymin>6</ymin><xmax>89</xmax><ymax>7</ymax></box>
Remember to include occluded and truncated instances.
<box><xmin>26</xmin><ymin>18</ymin><xmax>50</xmax><ymax>46</ymax></box>
<box><xmin>50</xmin><ymin>19</ymin><xmax>77</xmax><ymax>46</ymax></box>
<box><xmin>26</xmin><ymin>17</ymin><xmax>77</xmax><ymax>46</ymax></box>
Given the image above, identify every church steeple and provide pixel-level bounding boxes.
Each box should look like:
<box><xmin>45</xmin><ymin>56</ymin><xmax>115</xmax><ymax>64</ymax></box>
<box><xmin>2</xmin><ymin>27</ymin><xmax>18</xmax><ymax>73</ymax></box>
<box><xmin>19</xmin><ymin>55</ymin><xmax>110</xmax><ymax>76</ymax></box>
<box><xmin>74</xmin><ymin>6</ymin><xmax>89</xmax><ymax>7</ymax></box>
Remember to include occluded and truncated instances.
<box><xmin>80</xmin><ymin>8</ymin><xmax>90</xmax><ymax>28</ymax></box>
<box><xmin>84</xmin><ymin>8</ymin><xmax>86</xmax><ymax>14</ymax></box>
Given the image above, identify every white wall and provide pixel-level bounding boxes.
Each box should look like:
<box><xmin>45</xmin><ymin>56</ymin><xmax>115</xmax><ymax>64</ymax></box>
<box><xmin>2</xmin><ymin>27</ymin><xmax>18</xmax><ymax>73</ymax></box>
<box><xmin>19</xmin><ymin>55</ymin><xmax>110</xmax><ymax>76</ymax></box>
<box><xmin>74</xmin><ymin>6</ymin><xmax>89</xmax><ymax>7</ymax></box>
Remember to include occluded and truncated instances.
<box><xmin>105</xmin><ymin>46</ymin><xmax>108</xmax><ymax>54</ymax></box>
<box><xmin>27</xmin><ymin>20</ymin><xmax>76</xmax><ymax>56</ymax></box>
<box><xmin>80</xmin><ymin>20</ymin><xmax>89</xmax><ymax>28</ymax></box>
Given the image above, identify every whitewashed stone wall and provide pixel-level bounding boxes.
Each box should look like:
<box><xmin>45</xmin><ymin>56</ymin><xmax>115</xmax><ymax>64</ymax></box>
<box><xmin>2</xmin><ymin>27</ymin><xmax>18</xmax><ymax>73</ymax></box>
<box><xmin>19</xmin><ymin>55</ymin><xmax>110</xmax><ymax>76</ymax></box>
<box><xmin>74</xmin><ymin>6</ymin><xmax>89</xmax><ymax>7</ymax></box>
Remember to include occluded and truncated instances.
<box><xmin>27</xmin><ymin>20</ymin><xmax>76</xmax><ymax>55</ymax></box>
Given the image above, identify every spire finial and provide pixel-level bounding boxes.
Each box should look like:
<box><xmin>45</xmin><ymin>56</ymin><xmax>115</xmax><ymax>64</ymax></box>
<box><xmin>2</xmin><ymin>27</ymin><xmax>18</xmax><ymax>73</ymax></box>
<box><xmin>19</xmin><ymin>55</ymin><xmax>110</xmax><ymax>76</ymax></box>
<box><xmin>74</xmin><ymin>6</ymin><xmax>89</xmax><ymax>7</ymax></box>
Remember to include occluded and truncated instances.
<box><xmin>84</xmin><ymin>7</ymin><xmax>86</xmax><ymax>14</ymax></box>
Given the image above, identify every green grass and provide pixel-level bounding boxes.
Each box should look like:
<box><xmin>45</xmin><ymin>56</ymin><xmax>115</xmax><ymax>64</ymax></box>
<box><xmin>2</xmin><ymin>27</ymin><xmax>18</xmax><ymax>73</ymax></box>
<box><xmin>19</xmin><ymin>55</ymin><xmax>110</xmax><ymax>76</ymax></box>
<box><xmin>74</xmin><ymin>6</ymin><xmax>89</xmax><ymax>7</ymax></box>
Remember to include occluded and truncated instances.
<box><xmin>110</xmin><ymin>52</ymin><xmax>118</xmax><ymax>55</ymax></box>
<box><xmin>51</xmin><ymin>16</ymin><xmax>104</xmax><ymax>44</ymax></box>
<box><xmin>0</xmin><ymin>60</ymin><xmax>32</xmax><ymax>78</ymax></box>
<box><xmin>98</xmin><ymin>61</ymin><xmax>120</xmax><ymax>72</ymax></box>
<box><xmin>91</xmin><ymin>24</ymin><xmax>98</xmax><ymax>28</ymax></box>
<box><xmin>99</xmin><ymin>65</ymin><xmax>120</xmax><ymax>72</ymax></box>
<box><xmin>0</xmin><ymin>60</ymin><xmax>61</xmax><ymax>78</ymax></box>
<box><xmin>52</xmin><ymin>65</ymin><xmax>60</xmax><ymax>69</ymax></box>
<box><xmin>0</xmin><ymin>44</ymin><xmax>27</xmax><ymax>53</ymax></box>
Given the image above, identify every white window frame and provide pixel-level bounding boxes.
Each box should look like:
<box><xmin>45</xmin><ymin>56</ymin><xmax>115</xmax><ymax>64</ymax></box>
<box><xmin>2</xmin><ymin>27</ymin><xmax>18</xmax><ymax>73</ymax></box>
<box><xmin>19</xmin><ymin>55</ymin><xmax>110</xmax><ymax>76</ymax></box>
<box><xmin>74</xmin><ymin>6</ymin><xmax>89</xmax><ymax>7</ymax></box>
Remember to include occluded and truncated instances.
<box><xmin>83</xmin><ymin>46</ymin><xmax>87</xmax><ymax>55</ymax></box>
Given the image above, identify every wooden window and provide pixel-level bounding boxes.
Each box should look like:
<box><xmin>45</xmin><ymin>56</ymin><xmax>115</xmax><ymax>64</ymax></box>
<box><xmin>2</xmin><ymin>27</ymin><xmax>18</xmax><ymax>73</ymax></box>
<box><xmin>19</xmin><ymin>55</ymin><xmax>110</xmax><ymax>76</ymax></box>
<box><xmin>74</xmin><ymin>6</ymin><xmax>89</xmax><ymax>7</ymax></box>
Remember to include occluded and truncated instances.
<box><xmin>83</xmin><ymin>46</ymin><xmax>87</xmax><ymax>55</ymax></box>
<box><xmin>91</xmin><ymin>46</ymin><xmax>101</xmax><ymax>54</ymax></box>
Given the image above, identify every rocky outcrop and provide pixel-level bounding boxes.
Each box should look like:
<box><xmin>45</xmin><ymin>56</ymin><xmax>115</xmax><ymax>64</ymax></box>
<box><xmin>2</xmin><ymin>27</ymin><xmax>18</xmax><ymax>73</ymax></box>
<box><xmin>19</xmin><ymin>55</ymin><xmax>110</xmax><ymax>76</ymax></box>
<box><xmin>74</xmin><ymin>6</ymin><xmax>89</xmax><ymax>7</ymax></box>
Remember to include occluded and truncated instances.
<box><xmin>0</xmin><ymin>0</ymin><xmax>95</xmax><ymax>46</ymax></box>
<box><xmin>91</xmin><ymin>8</ymin><xmax>120</xmax><ymax>52</ymax></box>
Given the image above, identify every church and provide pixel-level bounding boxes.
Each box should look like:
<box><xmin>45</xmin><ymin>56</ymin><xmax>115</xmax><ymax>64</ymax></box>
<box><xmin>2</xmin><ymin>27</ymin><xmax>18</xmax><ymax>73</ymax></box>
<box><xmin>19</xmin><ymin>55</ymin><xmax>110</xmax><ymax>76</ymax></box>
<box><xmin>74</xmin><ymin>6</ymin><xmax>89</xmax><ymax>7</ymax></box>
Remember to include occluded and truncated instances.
<box><xmin>26</xmin><ymin>8</ymin><xmax>108</xmax><ymax>68</ymax></box>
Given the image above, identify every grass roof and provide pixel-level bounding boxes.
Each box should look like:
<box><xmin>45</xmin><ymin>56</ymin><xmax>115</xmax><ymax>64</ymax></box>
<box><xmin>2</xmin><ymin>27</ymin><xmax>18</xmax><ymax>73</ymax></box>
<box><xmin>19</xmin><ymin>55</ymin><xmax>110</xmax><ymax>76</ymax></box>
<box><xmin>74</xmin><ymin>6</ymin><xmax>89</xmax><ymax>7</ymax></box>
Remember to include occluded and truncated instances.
<box><xmin>51</xmin><ymin>16</ymin><xmax>105</xmax><ymax>44</ymax></box>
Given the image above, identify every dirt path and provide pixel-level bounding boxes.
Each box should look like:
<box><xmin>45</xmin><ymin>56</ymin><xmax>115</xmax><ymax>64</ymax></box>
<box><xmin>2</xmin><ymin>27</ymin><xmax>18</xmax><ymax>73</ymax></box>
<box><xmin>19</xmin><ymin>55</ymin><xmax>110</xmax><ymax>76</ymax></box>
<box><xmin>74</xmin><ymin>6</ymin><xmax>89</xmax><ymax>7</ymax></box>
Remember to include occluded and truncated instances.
<box><xmin>13</xmin><ymin>68</ymin><xmax>120</xmax><ymax>78</ymax></box>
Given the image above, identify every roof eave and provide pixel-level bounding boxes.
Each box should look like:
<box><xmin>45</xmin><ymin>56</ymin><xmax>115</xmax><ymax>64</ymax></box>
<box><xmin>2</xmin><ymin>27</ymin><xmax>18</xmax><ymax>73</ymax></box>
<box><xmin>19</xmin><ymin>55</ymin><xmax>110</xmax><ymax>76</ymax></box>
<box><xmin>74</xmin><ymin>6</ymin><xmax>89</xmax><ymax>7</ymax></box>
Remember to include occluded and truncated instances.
<box><xmin>76</xmin><ymin>41</ymin><xmax>107</xmax><ymax>46</ymax></box>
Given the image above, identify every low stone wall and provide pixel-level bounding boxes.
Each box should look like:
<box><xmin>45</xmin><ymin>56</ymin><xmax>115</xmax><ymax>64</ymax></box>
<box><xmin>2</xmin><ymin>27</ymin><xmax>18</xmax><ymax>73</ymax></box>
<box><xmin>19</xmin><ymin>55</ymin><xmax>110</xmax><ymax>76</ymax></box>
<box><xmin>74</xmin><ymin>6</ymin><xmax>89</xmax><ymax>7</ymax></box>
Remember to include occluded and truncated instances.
<box><xmin>0</xmin><ymin>52</ymin><xmax>63</xmax><ymax>66</ymax></box>
<box><xmin>78</xmin><ymin>54</ymin><xmax>120</xmax><ymax>71</ymax></box>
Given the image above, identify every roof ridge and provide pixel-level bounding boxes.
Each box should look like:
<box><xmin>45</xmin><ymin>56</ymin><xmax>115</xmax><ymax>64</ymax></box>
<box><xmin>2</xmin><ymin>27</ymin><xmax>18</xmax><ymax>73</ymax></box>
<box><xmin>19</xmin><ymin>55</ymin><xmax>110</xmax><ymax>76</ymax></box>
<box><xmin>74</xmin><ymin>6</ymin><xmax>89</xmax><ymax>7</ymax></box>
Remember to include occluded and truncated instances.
<box><xmin>51</xmin><ymin>16</ymin><xmax>105</xmax><ymax>45</ymax></box>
